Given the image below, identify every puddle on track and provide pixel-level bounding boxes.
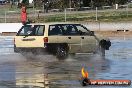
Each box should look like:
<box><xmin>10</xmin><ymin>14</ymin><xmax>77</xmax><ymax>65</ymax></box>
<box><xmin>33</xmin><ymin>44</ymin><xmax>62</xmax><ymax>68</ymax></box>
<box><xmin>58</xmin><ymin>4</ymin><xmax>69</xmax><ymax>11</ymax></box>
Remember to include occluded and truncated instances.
<box><xmin>0</xmin><ymin>36</ymin><xmax>131</xmax><ymax>88</ymax></box>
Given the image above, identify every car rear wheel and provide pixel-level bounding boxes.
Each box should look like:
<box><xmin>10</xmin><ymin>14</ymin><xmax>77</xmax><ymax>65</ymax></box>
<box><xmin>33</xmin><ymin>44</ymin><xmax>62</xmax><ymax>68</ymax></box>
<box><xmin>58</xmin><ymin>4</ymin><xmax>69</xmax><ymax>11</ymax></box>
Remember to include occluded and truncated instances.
<box><xmin>14</xmin><ymin>45</ymin><xmax>17</xmax><ymax>52</ymax></box>
<box><xmin>14</xmin><ymin>45</ymin><xmax>19</xmax><ymax>53</ymax></box>
<box><xmin>56</xmin><ymin>45</ymin><xmax>68</xmax><ymax>59</ymax></box>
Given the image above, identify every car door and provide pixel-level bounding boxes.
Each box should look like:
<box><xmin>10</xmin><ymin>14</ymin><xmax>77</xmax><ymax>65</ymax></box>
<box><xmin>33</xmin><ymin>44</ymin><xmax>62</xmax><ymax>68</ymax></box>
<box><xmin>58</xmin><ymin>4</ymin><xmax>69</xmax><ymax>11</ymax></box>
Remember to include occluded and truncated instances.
<box><xmin>64</xmin><ymin>24</ymin><xmax>82</xmax><ymax>53</ymax></box>
<box><xmin>75</xmin><ymin>24</ymin><xmax>97</xmax><ymax>53</ymax></box>
<box><xmin>15</xmin><ymin>25</ymin><xmax>45</xmax><ymax>48</ymax></box>
<box><xmin>48</xmin><ymin>25</ymin><xmax>67</xmax><ymax>43</ymax></box>
<box><xmin>45</xmin><ymin>24</ymin><xmax>81</xmax><ymax>53</ymax></box>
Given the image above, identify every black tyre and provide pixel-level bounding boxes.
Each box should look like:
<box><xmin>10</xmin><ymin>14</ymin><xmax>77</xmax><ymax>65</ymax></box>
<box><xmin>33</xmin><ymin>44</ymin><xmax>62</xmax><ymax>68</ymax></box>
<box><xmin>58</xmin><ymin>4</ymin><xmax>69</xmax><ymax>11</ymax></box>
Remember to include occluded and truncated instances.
<box><xmin>14</xmin><ymin>45</ymin><xmax>19</xmax><ymax>53</ymax></box>
<box><xmin>99</xmin><ymin>40</ymin><xmax>106</xmax><ymax>57</ymax></box>
<box><xmin>100</xmin><ymin>46</ymin><xmax>105</xmax><ymax>57</ymax></box>
<box><xmin>56</xmin><ymin>45</ymin><xmax>68</xmax><ymax>59</ymax></box>
<box><xmin>14</xmin><ymin>46</ymin><xmax>17</xmax><ymax>53</ymax></box>
<box><xmin>95</xmin><ymin>45</ymin><xmax>105</xmax><ymax>56</ymax></box>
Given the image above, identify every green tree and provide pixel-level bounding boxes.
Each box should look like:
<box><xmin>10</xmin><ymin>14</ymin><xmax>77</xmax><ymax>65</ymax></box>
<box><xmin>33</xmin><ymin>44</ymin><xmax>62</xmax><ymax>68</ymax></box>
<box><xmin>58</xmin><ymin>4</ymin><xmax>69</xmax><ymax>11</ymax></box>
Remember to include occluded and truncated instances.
<box><xmin>82</xmin><ymin>0</ymin><xmax>128</xmax><ymax>7</ymax></box>
<box><xmin>28</xmin><ymin>0</ymin><xmax>128</xmax><ymax>10</ymax></box>
<box><xmin>22</xmin><ymin>0</ymin><xmax>29</xmax><ymax>5</ymax></box>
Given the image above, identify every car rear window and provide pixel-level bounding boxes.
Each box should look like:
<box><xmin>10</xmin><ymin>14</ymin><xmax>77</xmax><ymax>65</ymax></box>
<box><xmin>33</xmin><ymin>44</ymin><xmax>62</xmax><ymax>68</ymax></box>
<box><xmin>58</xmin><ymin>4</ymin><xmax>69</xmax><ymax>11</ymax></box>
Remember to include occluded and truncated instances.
<box><xmin>17</xmin><ymin>25</ymin><xmax>45</xmax><ymax>36</ymax></box>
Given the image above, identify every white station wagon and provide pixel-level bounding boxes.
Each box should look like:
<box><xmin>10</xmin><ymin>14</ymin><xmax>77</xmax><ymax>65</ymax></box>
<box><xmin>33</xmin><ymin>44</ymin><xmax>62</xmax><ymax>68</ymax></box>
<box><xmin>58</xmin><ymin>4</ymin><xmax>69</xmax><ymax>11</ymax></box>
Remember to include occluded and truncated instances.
<box><xmin>14</xmin><ymin>23</ymin><xmax>111</xmax><ymax>59</ymax></box>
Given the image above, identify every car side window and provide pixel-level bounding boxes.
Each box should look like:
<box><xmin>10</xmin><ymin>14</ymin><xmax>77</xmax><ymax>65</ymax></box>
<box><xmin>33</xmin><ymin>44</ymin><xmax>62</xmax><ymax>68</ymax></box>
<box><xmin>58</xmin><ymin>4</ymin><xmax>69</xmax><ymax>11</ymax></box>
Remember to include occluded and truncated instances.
<box><xmin>64</xmin><ymin>25</ymin><xmax>79</xmax><ymax>35</ymax></box>
<box><xmin>75</xmin><ymin>25</ymin><xmax>91</xmax><ymax>35</ymax></box>
<box><xmin>35</xmin><ymin>25</ymin><xmax>45</xmax><ymax>36</ymax></box>
<box><xmin>49</xmin><ymin>25</ymin><xmax>62</xmax><ymax>35</ymax></box>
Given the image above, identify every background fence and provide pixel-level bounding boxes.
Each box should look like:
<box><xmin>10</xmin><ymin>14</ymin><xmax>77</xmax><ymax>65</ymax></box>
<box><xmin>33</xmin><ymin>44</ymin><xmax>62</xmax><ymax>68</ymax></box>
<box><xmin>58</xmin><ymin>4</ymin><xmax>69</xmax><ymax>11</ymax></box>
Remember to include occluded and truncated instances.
<box><xmin>0</xmin><ymin>3</ymin><xmax>132</xmax><ymax>23</ymax></box>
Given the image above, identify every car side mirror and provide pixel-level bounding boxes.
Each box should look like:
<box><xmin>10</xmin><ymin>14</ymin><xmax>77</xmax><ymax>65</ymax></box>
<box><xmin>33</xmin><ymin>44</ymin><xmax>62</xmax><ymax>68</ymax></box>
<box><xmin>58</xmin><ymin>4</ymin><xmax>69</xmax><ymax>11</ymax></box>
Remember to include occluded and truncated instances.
<box><xmin>90</xmin><ymin>31</ymin><xmax>94</xmax><ymax>36</ymax></box>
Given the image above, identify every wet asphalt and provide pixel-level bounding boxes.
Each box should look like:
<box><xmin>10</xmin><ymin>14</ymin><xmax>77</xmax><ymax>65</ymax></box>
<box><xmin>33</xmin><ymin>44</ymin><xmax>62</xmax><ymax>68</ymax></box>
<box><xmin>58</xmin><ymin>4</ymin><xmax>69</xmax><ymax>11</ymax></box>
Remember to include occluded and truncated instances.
<box><xmin>0</xmin><ymin>36</ymin><xmax>132</xmax><ymax>88</ymax></box>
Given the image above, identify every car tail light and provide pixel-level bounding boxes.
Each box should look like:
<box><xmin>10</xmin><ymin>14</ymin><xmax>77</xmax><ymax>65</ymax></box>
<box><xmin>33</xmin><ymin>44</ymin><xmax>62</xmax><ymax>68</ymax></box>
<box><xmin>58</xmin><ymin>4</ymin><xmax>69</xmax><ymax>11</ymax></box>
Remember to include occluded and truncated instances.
<box><xmin>43</xmin><ymin>37</ymin><xmax>48</xmax><ymax>43</ymax></box>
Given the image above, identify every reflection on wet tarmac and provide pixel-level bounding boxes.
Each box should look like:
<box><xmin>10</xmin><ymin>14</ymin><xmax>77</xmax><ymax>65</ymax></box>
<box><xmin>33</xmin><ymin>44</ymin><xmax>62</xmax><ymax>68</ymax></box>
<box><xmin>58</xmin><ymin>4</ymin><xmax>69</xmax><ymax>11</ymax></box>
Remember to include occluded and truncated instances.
<box><xmin>0</xmin><ymin>36</ymin><xmax>132</xmax><ymax>88</ymax></box>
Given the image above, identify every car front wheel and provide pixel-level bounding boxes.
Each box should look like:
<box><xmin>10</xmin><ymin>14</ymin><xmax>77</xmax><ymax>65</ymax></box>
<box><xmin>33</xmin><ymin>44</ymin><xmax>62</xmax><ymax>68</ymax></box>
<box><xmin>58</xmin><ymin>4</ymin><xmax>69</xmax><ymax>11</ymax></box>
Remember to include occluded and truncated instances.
<box><xmin>100</xmin><ymin>46</ymin><xmax>105</xmax><ymax>57</ymax></box>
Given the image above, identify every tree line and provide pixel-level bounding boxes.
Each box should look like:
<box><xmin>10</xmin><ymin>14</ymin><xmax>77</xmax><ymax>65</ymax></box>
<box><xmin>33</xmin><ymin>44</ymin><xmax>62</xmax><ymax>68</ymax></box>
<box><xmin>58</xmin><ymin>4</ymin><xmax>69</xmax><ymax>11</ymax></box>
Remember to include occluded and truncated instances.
<box><xmin>33</xmin><ymin>0</ymin><xmax>129</xmax><ymax>9</ymax></box>
<box><xmin>14</xmin><ymin>0</ymin><xmax>129</xmax><ymax>9</ymax></box>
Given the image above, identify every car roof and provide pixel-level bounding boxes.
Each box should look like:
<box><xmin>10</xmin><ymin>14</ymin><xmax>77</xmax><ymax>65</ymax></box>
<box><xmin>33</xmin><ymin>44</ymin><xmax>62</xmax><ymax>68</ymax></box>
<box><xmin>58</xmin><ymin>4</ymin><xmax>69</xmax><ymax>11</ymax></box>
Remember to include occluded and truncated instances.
<box><xmin>26</xmin><ymin>22</ymin><xmax>80</xmax><ymax>26</ymax></box>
